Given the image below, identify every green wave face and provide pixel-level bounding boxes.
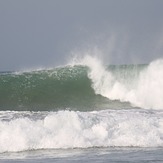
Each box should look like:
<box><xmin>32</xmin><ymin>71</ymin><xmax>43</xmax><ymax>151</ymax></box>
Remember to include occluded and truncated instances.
<box><xmin>0</xmin><ymin>66</ymin><xmax>109</xmax><ymax>111</ymax></box>
<box><xmin>0</xmin><ymin>65</ymin><xmax>146</xmax><ymax>111</ymax></box>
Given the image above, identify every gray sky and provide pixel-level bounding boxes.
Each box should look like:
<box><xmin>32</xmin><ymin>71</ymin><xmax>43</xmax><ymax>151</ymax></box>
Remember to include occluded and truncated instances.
<box><xmin>0</xmin><ymin>0</ymin><xmax>163</xmax><ymax>71</ymax></box>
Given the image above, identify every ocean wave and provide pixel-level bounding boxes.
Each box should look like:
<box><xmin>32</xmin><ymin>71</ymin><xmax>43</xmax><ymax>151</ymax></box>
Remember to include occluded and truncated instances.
<box><xmin>0</xmin><ymin>56</ymin><xmax>163</xmax><ymax>110</ymax></box>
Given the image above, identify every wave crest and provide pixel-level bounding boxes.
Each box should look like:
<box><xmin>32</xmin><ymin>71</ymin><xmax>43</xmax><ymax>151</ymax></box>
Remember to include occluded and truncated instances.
<box><xmin>80</xmin><ymin>56</ymin><xmax>163</xmax><ymax>110</ymax></box>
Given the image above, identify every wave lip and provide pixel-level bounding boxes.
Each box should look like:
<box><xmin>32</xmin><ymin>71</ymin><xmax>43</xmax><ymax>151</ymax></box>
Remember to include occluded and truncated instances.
<box><xmin>0</xmin><ymin>109</ymin><xmax>163</xmax><ymax>153</ymax></box>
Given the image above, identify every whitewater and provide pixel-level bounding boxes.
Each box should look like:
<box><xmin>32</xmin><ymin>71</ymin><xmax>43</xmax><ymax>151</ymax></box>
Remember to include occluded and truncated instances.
<box><xmin>0</xmin><ymin>56</ymin><xmax>163</xmax><ymax>162</ymax></box>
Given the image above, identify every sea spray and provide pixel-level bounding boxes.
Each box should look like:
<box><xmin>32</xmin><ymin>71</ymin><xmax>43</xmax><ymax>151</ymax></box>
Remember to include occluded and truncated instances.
<box><xmin>132</xmin><ymin>59</ymin><xmax>163</xmax><ymax>109</ymax></box>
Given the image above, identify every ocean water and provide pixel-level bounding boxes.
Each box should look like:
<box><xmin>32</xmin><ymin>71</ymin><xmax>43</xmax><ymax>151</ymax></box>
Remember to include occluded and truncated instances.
<box><xmin>0</xmin><ymin>56</ymin><xmax>163</xmax><ymax>162</ymax></box>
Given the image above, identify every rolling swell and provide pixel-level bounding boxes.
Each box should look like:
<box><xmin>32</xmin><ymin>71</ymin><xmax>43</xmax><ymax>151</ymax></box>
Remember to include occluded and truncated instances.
<box><xmin>0</xmin><ymin>66</ymin><xmax>112</xmax><ymax>111</ymax></box>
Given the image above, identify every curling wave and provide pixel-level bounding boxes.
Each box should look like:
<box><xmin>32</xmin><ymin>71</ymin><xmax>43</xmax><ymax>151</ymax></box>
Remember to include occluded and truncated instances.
<box><xmin>0</xmin><ymin>56</ymin><xmax>163</xmax><ymax>111</ymax></box>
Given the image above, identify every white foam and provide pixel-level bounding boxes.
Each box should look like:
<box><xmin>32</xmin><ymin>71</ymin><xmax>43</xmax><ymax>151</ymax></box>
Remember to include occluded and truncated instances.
<box><xmin>0</xmin><ymin>110</ymin><xmax>163</xmax><ymax>153</ymax></box>
<box><xmin>77</xmin><ymin>55</ymin><xmax>163</xmax><ymax>110</ymax></box>
<box><xmin>132</xmin><ymin>60</ymin><xmax>163</xmax><ymax>109</ymax></box>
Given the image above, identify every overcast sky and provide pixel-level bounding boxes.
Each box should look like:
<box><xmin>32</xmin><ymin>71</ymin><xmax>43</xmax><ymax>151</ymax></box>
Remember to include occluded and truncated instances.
<box><xmin>0</xmin><ymin>0</ymin><xmax>163</xmax><ymax>71</ymax></box>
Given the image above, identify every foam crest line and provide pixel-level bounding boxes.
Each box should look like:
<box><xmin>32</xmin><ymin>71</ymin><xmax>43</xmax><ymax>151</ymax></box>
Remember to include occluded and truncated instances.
<box><xmin>0</xmin><ymin>110</ymin><xmax>163</xmax><ymax>153</ymax></box>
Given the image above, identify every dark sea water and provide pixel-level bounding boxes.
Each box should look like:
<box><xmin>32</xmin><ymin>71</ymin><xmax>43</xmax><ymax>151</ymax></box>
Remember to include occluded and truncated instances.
<box><xmin>1</xmin><ymin>148</ymin><xmax>163</xmax><ymax>163</ymax></box>
<box><xmin>0</xmin><ymin>56</ymin><xmax>163</xmax><ymax>162</ymax></box>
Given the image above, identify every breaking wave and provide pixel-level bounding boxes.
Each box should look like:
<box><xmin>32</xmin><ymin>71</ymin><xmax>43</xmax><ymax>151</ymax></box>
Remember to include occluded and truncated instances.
<box><xmin>0</xmin><ymin>56</ymin><xmax>163</xmax><ymax>111</ymax></box>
